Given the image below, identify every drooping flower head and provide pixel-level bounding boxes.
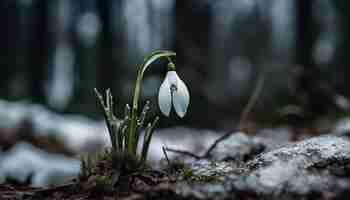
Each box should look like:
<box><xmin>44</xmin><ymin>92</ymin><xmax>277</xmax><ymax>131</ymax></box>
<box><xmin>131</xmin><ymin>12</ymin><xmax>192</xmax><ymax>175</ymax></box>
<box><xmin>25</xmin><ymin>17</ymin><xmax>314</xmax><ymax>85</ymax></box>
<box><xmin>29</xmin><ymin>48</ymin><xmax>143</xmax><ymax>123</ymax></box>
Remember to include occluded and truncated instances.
<box><xmin>158</xmin><ymin>62</ymin><xmax>190</xmax><ymax>118</ymax></box>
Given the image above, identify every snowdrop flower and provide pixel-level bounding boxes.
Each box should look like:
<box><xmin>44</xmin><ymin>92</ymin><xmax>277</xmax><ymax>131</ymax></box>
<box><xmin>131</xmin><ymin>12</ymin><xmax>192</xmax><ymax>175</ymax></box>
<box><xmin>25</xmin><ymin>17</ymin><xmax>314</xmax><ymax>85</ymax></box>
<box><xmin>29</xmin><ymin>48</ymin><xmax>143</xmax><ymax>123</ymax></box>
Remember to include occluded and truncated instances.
<box><xmin>158</xmin><ymin>63</ymin><xmax>190</xmax><ymax>118</ymax></box>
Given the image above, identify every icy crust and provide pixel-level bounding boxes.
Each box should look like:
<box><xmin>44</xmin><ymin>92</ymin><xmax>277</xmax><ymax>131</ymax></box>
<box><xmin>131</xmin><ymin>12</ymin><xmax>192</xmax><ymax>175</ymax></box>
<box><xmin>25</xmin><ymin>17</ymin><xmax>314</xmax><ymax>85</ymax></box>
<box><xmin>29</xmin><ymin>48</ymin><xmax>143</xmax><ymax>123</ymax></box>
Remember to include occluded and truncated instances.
<box><xmin>208</xmin><ymin>132</ymin><xmax>266</xmax><ymax>161</ymax></box>
<box><xmin>249</xmin><ymin>135</ymin><xmax>350</xmax><ymax>170</ymax></box>
<box><xmin>175</xmin><ymin>135</ymin><xmax>350</xmax><ymax>199</ymax></box>
<box><xmin>239</xmin><ymin>135</ymin><xmax>350</xmax><ymax>197</ymax></box>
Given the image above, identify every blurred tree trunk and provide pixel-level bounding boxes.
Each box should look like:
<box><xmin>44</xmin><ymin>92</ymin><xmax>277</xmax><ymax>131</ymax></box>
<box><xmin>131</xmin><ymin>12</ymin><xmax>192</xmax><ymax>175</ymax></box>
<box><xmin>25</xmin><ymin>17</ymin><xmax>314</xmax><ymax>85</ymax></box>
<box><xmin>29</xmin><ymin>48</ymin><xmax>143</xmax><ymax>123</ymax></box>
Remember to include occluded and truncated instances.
<box><xmin>294</xmin><ymin>0</ymin><xmax>330</xmax><ymax>116</ymax></box>
<box><xmin>295</xmin><ymin>0</ymin><xmax>315</xmax><ymax>69</ymax></box>
<box><xmin>0</xmin><ymin>1</ymin><xmax>18</xmax><ymax>97</ymax></box>
<box><xmin>173</xmin><ymin>0</ymin><xmax>219</xmax><ymax>128</ymax></box>
<box><xmin>28</xmin><ymin>0</ymin><xmax>49</xmax><ymax>104</ymax></box>
<box><xmin>294</xmin><ymin>0</ymin><xmax>346</xmax><ymax>116</ymax></box>
<box><xmin>334</xmin><ymin>2</ymin><xmax>350</xmax><ymax>98</ymax></box>
<box><xmin>69</xmin><ymin>0</ymin><xmax>99</xmax><ymax>116</ymax></box>
<box><xmin>96</xmin><ymin>0</ymin><xmax>115</xmax><ymax>91</ymax></box>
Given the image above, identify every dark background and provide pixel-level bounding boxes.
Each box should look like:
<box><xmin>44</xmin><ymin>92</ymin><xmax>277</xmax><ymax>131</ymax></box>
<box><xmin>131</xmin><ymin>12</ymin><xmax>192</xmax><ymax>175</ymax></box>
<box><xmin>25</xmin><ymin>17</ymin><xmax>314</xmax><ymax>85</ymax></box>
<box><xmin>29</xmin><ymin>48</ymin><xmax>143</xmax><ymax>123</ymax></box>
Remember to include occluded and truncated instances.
<box><xmin>1</xmin><ymin>0</ymin><xmax>350</xmax><ymax>130</ymax></box>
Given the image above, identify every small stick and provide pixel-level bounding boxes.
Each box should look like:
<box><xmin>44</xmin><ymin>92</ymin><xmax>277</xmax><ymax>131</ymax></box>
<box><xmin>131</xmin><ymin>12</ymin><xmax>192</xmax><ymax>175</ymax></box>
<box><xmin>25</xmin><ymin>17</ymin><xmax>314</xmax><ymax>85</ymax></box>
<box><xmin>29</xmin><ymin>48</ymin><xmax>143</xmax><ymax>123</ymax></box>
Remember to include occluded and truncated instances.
<box><xmin>32</xmin><ymin>183</ymin><xmax>75</xmax><ymax>194</ymax></box>
<box><xmin>165</xmin><ymin>147</ymin><xmax>202</xmax><ymax>159</ymax></box>
<box><xmin>238</xmin><ymin>72</ymin><xmax>265</xmax><ymax>130</ymax></box>
<box><xmin>162</xmin><ymin>146</ymin><xmax>171</xmax><ymax>166</ymax></box>
<box><xmin>202</xmin><ymin>129</ymin><xmax>238</xmax><ymax>158</ymax></box>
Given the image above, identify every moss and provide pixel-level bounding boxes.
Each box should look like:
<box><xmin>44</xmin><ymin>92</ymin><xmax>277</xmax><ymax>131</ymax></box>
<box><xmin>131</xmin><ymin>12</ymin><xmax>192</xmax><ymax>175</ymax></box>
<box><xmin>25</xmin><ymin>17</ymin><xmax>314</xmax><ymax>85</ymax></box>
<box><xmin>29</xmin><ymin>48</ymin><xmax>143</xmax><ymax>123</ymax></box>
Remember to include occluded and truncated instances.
<box><xmin>179</xmin><ymin>167</ymin><xmax>222</xmax><ymax>182</ymax></box>
<box><xmin>165</xmin><ymin>160</ymin><xmax>222</xmax><ymax>183</ymax></box>
<box><xmin>78</xmin><ymin>147</ymin><xmax>158</xmax><ymax>194</ymax></box>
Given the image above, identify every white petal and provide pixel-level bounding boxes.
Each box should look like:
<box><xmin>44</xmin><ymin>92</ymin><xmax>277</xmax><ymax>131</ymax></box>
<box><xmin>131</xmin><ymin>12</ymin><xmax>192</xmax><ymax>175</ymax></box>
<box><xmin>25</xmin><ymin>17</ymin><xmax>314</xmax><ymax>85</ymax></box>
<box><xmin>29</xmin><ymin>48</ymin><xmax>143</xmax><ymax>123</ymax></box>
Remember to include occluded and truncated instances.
<box><xmin>158</xmin><ymin>77</ymin><xmax>172</xmax><ymax>117</ymax></box>
<box><xmin>166</xmin><ymin>71</ymin><xmax>178</xmax><ymax>85</ymax></box>
<box><xmin>173</xmin><ymin>74</ymin><xmax>190</xmax><ymax>118</ymax></box>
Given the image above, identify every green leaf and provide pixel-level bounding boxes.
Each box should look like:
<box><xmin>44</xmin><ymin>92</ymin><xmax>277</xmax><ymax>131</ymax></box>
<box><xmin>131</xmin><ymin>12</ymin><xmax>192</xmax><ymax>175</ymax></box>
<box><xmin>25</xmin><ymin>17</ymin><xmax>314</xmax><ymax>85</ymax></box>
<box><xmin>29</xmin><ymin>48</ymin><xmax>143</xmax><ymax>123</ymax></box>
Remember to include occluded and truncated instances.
<box><xmin>140</xmin><ymin>116</ymin><xmax>159</xmax><ymax>164</ymax></box>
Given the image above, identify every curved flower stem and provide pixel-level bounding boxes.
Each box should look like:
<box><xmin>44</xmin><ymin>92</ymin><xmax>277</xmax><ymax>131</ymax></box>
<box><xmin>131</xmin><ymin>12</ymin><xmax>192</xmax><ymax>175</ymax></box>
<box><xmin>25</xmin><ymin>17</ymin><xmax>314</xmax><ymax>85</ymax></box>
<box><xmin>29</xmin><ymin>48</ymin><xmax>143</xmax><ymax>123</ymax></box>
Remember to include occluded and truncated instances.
<box><xmin>127</xmin><ymin>50</ymin><xmax>176</xmax><ymax>154</ymax></box>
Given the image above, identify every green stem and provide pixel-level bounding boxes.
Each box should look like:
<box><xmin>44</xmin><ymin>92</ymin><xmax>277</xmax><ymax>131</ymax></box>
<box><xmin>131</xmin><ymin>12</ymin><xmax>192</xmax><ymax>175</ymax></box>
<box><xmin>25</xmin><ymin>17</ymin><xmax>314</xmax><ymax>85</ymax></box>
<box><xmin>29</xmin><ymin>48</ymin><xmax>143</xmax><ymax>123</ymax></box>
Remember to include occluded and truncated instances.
<box><xmin>127</xmin><ymin>50</ymin><xmax>176</xmax><ymax>154</ymax></box>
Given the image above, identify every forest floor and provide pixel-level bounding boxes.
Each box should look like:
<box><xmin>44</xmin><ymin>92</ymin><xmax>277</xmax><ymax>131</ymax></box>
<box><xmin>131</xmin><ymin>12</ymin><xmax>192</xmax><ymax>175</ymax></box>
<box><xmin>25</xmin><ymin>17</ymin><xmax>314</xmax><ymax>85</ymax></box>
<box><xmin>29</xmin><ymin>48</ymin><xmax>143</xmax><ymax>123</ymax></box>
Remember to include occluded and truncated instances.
<box><xmin>2</xmin><ymin>117</ymin><xmax>350</xmax><ymax>199</ymax></box>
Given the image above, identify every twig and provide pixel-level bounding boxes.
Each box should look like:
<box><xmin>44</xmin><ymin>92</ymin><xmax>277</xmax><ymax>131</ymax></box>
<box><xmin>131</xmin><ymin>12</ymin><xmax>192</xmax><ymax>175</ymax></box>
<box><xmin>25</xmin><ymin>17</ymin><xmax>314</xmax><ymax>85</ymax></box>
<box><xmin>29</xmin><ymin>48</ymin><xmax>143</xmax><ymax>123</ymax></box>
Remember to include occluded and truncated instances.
<box><xmin>32</xmin><ymin>183</ymin><xmax>75</xmax><ymax>194</ymax></box>
<box><xmin>202</xmin><ymin>129</ymin><xmax>238</xmax><ymax>158</ymax></box>
<box><xmin>162</xmin><ymin>146</ymin><xmax>171</xmax><ymax>166</ymax></box>
<box><xmin>238</xmin><ymin>72</ymin><xmax>265</xmax><ymax>130</ymax></box>
<box><xmin>165</xmin><ymin>147</ymin><xmax>202</xmax><ymax>159</ymax></box>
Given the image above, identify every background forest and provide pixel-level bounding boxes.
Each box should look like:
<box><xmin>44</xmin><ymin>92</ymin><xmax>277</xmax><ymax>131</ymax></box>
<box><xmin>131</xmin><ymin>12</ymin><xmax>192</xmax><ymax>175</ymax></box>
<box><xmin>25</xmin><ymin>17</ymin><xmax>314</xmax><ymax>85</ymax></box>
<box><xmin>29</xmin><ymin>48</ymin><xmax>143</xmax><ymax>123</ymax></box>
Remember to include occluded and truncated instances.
<box><xmin>1</xmin><ymin>0</ymin><xmax>350</xmax><ymax>130</ymax></box>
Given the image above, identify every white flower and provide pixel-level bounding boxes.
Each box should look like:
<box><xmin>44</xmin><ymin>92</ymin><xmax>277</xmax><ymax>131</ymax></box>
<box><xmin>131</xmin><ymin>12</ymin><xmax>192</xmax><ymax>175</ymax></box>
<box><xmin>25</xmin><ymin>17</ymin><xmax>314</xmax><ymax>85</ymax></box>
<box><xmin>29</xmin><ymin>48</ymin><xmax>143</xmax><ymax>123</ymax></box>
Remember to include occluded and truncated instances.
<box><xmin>158</xmin><ymin>71</ymin><xmax>190</xmax><ymax>118</ymax></box>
